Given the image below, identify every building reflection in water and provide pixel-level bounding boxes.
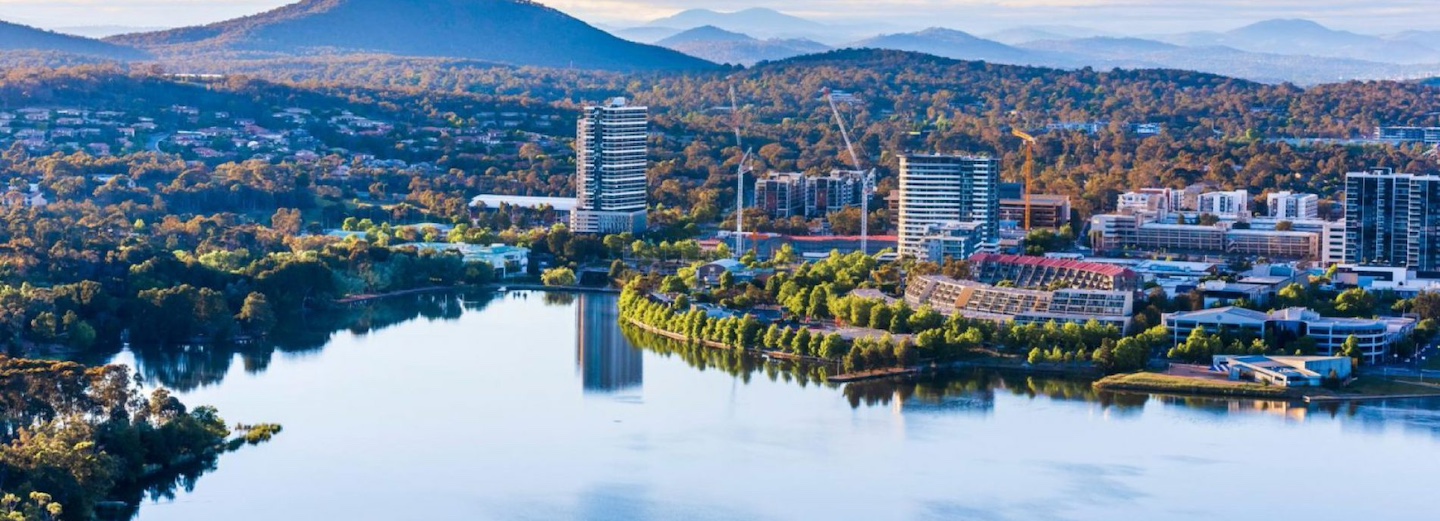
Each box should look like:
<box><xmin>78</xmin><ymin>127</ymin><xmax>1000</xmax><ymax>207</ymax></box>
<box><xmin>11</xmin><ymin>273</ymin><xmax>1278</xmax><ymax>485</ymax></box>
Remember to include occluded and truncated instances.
<box><xmin>576</xmin><ymin>293</ymin><xmax>643</xmax><ymax>393</ymax></box>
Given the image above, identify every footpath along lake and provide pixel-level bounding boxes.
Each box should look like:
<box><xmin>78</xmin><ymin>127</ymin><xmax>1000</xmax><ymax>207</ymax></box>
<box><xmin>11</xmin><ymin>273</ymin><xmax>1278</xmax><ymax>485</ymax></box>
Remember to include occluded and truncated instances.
<box><xmin>113</xmin><ymin>291</ymin><xmax>1440</xmax><ymax>521</ymax></box>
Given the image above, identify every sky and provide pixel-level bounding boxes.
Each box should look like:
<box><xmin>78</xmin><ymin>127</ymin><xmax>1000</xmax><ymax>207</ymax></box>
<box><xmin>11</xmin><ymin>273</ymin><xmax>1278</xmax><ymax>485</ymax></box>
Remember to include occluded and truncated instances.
<box><xmin>2</xmin><ymin>0</ymin><xmax>1437</xmax><ymax>34</ymax></box>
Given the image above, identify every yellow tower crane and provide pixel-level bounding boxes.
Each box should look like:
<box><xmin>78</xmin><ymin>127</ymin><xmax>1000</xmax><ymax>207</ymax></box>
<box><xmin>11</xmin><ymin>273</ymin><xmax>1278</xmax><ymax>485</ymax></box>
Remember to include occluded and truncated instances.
<box><xmin>1011</xmin><ymin>129</ymin><xmax>1037</xmax><ymax>231</ymax></box>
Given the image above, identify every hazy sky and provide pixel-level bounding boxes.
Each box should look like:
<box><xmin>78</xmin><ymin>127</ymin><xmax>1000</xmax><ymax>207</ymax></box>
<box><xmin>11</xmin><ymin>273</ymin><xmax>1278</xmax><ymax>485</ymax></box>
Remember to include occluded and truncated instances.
<box><xmin>2</xmin><ymin>0</ymin><xmax>1437</xmax><ymax>34</ymax></box>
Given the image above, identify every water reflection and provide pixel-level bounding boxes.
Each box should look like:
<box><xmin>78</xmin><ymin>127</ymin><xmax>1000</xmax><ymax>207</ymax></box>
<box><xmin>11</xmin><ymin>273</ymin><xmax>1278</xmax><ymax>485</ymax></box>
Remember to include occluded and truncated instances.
<box><xmin>114</xmin><ymin>291</ymin><xmax>495</xmax><ymax>392</ymax></box>
<box><xmin>576</xmin><ymin>293</ymin><xmax>643</xmax><ymax>393</ymax></box>
<box><xmin>93</xmin><ymin>291</ymin><xmax>1440</xmax><ymax>521</ymax></box>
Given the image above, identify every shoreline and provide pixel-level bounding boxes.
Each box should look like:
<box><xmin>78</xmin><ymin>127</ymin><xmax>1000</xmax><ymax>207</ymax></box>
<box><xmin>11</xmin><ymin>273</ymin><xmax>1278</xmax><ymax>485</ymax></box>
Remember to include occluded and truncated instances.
<box><xmin>333</xmin><ymin>283</ymin><xmax>620</xmax><ymax>305</ymax></box>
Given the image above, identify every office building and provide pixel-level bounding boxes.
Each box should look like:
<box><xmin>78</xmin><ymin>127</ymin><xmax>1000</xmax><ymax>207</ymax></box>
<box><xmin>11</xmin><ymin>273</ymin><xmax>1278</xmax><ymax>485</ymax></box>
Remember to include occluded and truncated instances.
<box><xmin>1376</xmin><ymin>126</ymin><xmax>1440</xmax><ymax>145</ymax></box>
<box><xmin>1266</xmin><ymin>191</ymin><xmax>1320</xmax><ymax>220</ymax></box>
<box><xmin>1089</xmin><ymin>213</ymin><xmax>1322</xmax><ymax>260</ymax></box>
<box><xmin>897</xmin><ymin>154</ymin><xmax>999</xmax><ymax>258</ymax></box>
<box><xmin>1000</xmin><ymin>194</ymin><xmax>1072</xmax><ymax>230</ymax></box>
<box><xmin>571</xmin><ymin>98</ymin><xmax>648</xmax><ymax>234</ymax></box>
<box><xmin>1164</xmin><ymin>307</ymin><xmax>1416</xmax><ymax>365</ymax></box>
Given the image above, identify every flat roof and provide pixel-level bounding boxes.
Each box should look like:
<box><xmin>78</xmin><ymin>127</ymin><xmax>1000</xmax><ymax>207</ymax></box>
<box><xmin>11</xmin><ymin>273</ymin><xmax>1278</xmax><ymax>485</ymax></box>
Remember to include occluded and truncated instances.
<box><xmin>470</xmin><ymin>194</ymin><xmax>577</xmax><ymax>212</ymax></box>
<box><xmin>969</xmin><ymin>253</ymin><xmax>1135</xmax><ymax>278</ymax></box>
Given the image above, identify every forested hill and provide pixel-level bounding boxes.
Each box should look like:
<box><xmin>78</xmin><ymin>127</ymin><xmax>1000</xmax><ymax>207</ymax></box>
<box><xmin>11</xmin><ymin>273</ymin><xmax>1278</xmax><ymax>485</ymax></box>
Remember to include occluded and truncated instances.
<box><xmin>106</xmin><ymin>0</ymin><xmax>715</xmax><ymax>71</ymax></box>
<box><xmin>0</xmin><ymin>20</ymin><xmax>149</xmax><ymax>60</ymax></box>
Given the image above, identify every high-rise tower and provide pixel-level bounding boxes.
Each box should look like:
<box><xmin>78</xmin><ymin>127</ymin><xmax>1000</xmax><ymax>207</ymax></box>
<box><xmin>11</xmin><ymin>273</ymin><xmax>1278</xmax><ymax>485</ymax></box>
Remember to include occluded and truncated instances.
<box><xmin>572</xmin><ymin>98</ymin><xmax>648</xmax><ymax>235</ymax></box>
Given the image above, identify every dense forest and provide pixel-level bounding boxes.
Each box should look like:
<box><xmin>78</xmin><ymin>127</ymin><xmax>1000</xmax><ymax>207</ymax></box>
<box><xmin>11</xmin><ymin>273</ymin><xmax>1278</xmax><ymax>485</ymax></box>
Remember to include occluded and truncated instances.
<box><xmin>181</xmin><ymin>50</ymin><xmax>1440</xmax><ymax>219</ymax></box>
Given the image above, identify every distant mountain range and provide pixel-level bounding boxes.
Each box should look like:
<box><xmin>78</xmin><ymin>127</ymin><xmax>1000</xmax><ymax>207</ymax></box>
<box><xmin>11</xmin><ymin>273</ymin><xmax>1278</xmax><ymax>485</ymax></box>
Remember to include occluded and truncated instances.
<box><xmin>1156</xmin><ymin>19</ymin><xmax>1440</xmax><ymax>65</ymax></box>
<box><xmin>1</xmin><ymin>2</ymin><xmax>1437</xmax><ymax>84</ymax></box>
<box><xmin>53</xmin><ymin>25</ymin><xmax>167</xmax><ymax>39</ymax></box>
<box><xmin>105</xmin><ymin>0</ymin><xmax>712</xmax><ymax>71</ymax></box>
<box><xmin>617</xmin><ymin>11</ymin><xmax>1440</xmax><ymax>84</ymax></box>
<box><xmin>656</xmin><ymin>26</ymin><xmax>830</xmax><ymax>66</ymax></box>
<box><xmin>0</xmin><ymin>20</ymin><xmax>148</xmax><ymax>60</ymax></box>
<box><xmin>645</xmin><ymin>8</ymin><xmax>829</xmax><ymax>41</ymax></box>
<box><xmin>852</xmin><ymin>28</ymin><xmax>1043</xmax><ymax>66</ymax></box>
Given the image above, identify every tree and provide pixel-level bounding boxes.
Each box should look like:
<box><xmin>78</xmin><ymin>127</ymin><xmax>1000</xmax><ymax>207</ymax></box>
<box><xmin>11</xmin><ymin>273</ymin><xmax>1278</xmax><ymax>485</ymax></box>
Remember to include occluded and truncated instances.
<box><xmin>660</xmin><ymin>275</ymin><xmax>688</xmax><ymax>294</ymax></box>
<box><xmin>1112</xmin><ymin>337</ymin><xmax>1151</xmax><ymax>372</ymax></box>
<box><xmin>819</xmin><ymin>333</ymin><xmax>847</xmax><ymax>359</ymax></box>
<box><xmin>1027</xmin><ymin>347</ymin><xmax>1043</xmax><ymax>365</ymax></box>
<box><xmin>1340</xmin><ymin>335</ymin><xmax>1364</xmax><ymax>367</ymax></box>
<box><xmin>271</xmin><ymin>208</ymin><xmax>303</xmax><ymax>235</ymax></box>
<box><xmin>718</xmin><ymin>270</ymin><xmax>735</xmax><ymax>291</ymax></box>
<box><xmin>1334</xmin><ymin>288</ymin><xmax>1376</xmax><ymax>317</ymax></box>
<box><xmin>1093</xmin><ymin>339</ymin><xmax>1117</xmax><ymax>372</ymax></box>
<box><xmin>236</xmin><ymin>292</ymin><xmax>277</xmax><ymax>335</ymax></box>
<box><xmin>1412</xmin><ymin>292</ymin><xmax>1440</xmax><ymax>321</ymax></box>
<box><xmin>541</xmin><ymin>267</ymin><xmax>577</xmax><ymax>287</ymax></box>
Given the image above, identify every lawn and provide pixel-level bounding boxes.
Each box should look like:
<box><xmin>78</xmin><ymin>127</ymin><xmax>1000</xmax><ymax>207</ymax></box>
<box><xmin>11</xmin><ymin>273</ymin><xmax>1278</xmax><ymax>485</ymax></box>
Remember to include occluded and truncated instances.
<box><xmin>1093</xmin><ymin>372</ymin><xmax>1294</xmax><ymax>398</ymax></box>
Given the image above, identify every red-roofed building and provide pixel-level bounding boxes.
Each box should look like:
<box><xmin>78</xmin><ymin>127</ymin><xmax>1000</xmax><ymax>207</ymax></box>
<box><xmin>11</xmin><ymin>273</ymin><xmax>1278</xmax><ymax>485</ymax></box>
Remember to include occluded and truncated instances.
<box><xmin>969</xmin><ymin>253</ymin><xmax>1140</xmax><ymax>292</ymax></box>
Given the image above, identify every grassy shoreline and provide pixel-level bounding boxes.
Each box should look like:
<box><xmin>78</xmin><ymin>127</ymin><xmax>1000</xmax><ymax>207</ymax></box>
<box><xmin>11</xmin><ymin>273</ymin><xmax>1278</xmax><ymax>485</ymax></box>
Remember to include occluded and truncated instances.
<box><xmin>1094</xmin><ymin>373</ymin><xmax>1296</xmax><ymax>398</ymax></box>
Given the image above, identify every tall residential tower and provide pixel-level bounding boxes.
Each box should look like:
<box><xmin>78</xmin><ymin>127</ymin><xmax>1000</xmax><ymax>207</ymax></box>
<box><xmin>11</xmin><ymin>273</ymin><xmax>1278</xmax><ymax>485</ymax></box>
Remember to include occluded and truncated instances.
<box><xmin>1344</xmin><ymin>169</ymin><xmax>1440</xmax><ymax>271</ymax></box>
<box><xmin>572</xmin><ymin>98</ymin><xmax>648</xmax><ymax>235</ymax></box>
<box><xmin>897</xmin><ymin>154</ymin><xmax>1000</xmax><ymax>260</ymax></box>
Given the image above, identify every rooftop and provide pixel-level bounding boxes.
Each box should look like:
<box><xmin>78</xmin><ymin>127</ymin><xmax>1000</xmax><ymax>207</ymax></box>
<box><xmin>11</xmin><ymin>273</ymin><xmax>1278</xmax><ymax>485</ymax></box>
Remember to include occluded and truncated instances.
<box><xmin>470</xmin><ymin>194</ymin><xmax>577</xmax><ymax>212</ymax></box>
<box><xmin>969</xmin><ymin>253</ymin><xmax>1135</xmax><ymax>278</ymax></box>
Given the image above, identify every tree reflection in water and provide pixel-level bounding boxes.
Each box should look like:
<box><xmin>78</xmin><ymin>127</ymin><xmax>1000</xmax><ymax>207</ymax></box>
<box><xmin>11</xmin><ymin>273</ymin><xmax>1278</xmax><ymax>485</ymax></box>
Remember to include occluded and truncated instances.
<box><xmin>118</xmin><ymin>291</ymin><xmax>494</xmax><ymax>392</ymax></box>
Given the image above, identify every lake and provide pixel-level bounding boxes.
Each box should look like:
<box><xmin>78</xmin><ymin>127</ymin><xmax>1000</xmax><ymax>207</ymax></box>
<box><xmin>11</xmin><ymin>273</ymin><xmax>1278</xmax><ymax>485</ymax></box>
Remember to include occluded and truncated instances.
<box><xmin>113</xmin><ymin>291</ymin><xmax>1440</xmax><ymax>520</ymax></box>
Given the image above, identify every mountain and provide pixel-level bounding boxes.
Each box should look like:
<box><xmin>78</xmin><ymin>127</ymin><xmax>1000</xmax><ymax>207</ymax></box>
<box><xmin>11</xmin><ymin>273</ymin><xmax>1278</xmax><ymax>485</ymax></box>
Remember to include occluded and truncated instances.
<box><xmin>1160</xmin><ymin>19</ymin><xmax>1440</xmax><ymax>65</ymax></box>
<box><xmin>643</xmin><ymin>8</ymin><xmax>829</xmax><ymax>40</ymax></box>
<box><xmin>1389</xmin><ymin>30</ymin><xmax>1440</xmax><ymax>50</ymax></box>
<box><xmin>611</xmin><ymin>26</ymin><xmax>683</xmax><ymax>44</ymax></box>
<box><xmin>54</xmin><ymin>25</ymin><xmax>167</xmax><ymax>38</ymax></box>
<box><xmin>657</xmin><ymin>26</ymin><xmax>830</xmax><ymax>66</ymax></box>
<box><xmin>985</xmin><ymin>25</ymin><xmax>1110</xmax><ymax>45</ymax></box>
<box><xmin>108</xmin><ymin>0</ymin><xmax>712</xmax><ymax>71</ymax></box>
<box><xmin>1020</xmin><ymin>37</ymin><xmax>1440</xmax><ymax>85</ymax></box>
<box><xmin>0</xmin><ymin>19</ymin><xmax>148</xmax><ymax>60</ymax></box>
<box><xmin>850</xmin><ymin>28</ymin><xmax>1045</xmax><ymax>65</ymax></box>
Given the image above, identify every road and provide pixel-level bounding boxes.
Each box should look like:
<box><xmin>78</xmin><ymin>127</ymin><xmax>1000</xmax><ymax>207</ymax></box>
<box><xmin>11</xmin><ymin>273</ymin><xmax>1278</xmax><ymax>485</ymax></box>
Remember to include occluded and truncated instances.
<box><xmin>146</xmin><ymin>133</ymin><xmax>170</xmax><ymax>153</ymax></box>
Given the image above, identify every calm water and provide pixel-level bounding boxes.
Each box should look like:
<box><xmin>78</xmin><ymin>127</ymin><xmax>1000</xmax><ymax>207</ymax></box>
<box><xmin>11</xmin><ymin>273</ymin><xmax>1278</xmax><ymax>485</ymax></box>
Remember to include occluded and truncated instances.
<box><xmin>112</xmin><ymin>291</ymin><xmax>1440</xmax><ymax>521</ymax></box>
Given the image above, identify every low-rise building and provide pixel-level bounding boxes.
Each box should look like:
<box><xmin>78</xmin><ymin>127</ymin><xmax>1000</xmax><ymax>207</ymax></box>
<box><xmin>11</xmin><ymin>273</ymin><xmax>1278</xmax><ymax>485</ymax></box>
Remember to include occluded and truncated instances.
<box><xmin>1164</xmin><ymin>307</ymin><xmax>1416</xmax><ymax>364</ymax></box>
<box><xmin>1333</xmin><ymin>265</ymin><xmax>1440</xmax><ymax>296</ymax></box>
<box><xmin>406</xmin><ymin>243</ymin><xmax>530</xmax><ymax>278</ymax></box>
<box><xmin>918</xmin><ymin>222</ymin><xmax>988</xmax><ymax>262</ymax></box>
<box><xmin>969</xmin><ymin>253</ymin><xmax>1141</xmax><ymax>291</ymax></box>
<box><xmin>1212</xmin><ymin>355</ymin><xmax>1352</xmax><ymax>387</ymax></box>
<box><xmin>905</xmin><ymin>275</ymin><xmax>1134</xmax><ymax>331</ymax></box>
<box><xmin>1089</xmin><ymin>214</ymin><xmax>1323</xmax><ymax>260</ymax></box>
<box><xmin>1000</xmin><ymin>194</ymin><xmax>1072</xmax><ymax>230</ymax></box>
<box><xmin>1197</xmin><ymin>190</ymin><xmax>1250</xmax><ymax>219</ymax></box>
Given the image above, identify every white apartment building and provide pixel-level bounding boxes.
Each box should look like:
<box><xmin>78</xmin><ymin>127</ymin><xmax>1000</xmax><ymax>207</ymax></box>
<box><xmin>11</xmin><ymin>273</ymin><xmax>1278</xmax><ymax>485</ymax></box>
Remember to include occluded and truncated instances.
<box><xmin>897</xmin><ymin>154</ymin><xmax>999</xmax><ymax>259</ymax></box>
<box><xmin>1197</xmin><ymin>190</ymin><xmax>1250</xmax><ymax>219</ymax></box>
<box><xmin>1267</xmin><ymin>191</ymin><xmax>1320</xmax><ymax>220</ymax></box>
<box><xmin>571</xmin><ymin>98</ymin><xmax>648</xmax><ymax>234</ymax></box>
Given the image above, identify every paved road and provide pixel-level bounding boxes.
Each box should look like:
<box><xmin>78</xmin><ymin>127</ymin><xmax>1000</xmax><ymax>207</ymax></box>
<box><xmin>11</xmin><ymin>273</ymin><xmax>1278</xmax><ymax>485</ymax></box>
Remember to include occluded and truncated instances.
<box><xmin>146</xmin><ymin>133</ymin><xmax>170</xmax><ymax>153</ymax></box>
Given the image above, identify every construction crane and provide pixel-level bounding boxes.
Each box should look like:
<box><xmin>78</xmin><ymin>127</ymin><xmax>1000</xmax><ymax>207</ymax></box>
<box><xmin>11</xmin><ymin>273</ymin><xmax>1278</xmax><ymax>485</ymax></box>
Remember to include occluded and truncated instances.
<box><xmin>1011</xmin><ymin>129</ymin><xmax>1038</xmax><ymax>231</ymax></box>
<box><xmin>825</xmin><ymin>88</ymin><xmax>875</xmax><ymax>254</ymax></box>
<box><xmin>729</xmin><ymin>86</ymin><xmax>752</xmax><ymax>258</ymax></box>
